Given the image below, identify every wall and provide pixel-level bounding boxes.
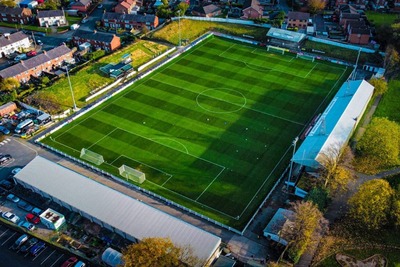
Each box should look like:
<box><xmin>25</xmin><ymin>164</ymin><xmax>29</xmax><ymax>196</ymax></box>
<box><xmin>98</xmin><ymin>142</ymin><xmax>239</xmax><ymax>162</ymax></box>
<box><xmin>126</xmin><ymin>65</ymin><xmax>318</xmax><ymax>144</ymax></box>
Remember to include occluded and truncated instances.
<box><xmin>171</xmin><ymin>16</ymin><xmax>271</xmax><ymax>28</ymax></box>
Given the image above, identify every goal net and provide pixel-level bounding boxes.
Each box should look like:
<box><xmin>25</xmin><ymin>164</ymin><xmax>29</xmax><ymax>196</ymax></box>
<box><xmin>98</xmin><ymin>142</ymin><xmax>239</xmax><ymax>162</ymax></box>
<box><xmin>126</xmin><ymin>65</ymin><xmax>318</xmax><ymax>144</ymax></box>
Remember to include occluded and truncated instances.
<box><xmin>119</xmin><ymin>164</ymin><xmax>146</xmax><ymax>184</ymax></box>
<box><xmin>80</xmin><ymin>148</ymin><xmax>104</xmax><ymax>165</ymax></box>
<box><xmin>267</xmin><ymin>45</ymin><xmax>285</xmax><ymax>55</ymax></box>
<box><xmin>296</xmin><ymin>53</ymin><xmax>315</xmax><ymax>62</ymax></box>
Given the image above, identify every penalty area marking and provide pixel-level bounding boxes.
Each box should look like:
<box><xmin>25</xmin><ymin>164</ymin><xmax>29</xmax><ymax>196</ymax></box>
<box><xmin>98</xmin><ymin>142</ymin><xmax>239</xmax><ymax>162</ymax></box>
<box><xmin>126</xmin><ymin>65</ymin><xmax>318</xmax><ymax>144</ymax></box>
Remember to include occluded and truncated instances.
<box><xmin>87</xmin><ymin>128</ymin><xmax>118</xmax><ymax>150</ymax></box>
<box><xmin>149</xmin><ymin>137</ymin><xmax>189</xmax><ymax>154</ymax></box>
<box><xmin>195</xmin><ymin>167</ymin><xmax>226</xmax><ymax>201</ymax></box>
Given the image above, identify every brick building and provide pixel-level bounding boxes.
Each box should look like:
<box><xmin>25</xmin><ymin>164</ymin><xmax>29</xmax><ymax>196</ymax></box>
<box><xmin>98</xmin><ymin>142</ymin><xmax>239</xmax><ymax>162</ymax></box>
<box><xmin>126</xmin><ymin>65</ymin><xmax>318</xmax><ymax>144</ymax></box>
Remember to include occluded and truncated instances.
<box><xmin>72</xmin><ymin>30</ymin><xmax>121</xmax><ymax>51</ymax></box>
<box><xmin>0</xmin><ymin>5</ymin><xmax>32</xmax><ymax>24</ymax></box>
<box><xmin>37</xmin><ymin>10</ymin><xmax>67</xmax><ymax>27</ymax></box>
<box><xmin>69</xmin><ymin>0</ymin><xmax>92</xmax><ymax>12</ymax></box>
<box><xmin>286</xmin><ymin>11</ymin><xmax>310</xmax><ymax>29</ymax></box>
<box><xmin>102</xmin><ymin>12</ymin><xmax>159</xmax><ymax>30</ymax></box>
<box><xmin>346</xmin><ymin>20</ymin><xmax>370</xmax><ymax>44</ymax></box>
<box><xmin>0</xmin><ymin>31</ymin><xmax>30</xmax><ymax>58</ymax></box>
<box><xmin>0</xmin><ymin>45</ymin><xmax>73</xmax><ymax>83</ymax></box>
<box><xmin>114</xmin><ymin>0</ymin><xmax>136</xmax><ymax>14</ymax></box>
<box><xmin>191</xmin><ymin>4</ymin><xmax>221</xmax><ymax>17</ymax></box>
<box><xmin>241</xmin><ymin>0</ymin><xmax>263</xmax><ymax>19</ymax></box>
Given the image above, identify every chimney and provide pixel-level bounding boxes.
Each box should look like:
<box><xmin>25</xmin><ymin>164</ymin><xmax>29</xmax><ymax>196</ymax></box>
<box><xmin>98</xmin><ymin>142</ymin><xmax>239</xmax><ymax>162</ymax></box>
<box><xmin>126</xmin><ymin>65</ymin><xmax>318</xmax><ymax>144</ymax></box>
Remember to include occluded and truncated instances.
<box><xmin>93</xmin><ymin>30</ymin><xmax>97</xmax><ymax>34</ymax></box>
<box><xmin>43</xmin><ymin>50</ymin><xmax>47</xmax><ymax>54</ymax></box>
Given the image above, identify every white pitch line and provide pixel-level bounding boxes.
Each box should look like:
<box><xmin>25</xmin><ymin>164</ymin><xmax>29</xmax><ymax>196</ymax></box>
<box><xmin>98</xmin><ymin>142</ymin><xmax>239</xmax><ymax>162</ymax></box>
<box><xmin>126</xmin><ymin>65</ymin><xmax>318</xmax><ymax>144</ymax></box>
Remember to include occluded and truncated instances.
<box><xmin>87</xmin><ymin>128</ymin><xmax>118</xmax><ymax>150</ymax></box>
<box><xmin>161</xmin><ymin>174</ymin><xmax>175</xmax><ymax>187</ymax></box>
<box><xmin>49</xmin><ymin>136</ymin><xmax>80</xmax><ymax>153</ymax></box>
<box><xmin>218</xmin><ymin>44</ymin><xmax>236</xmax><ymax>57</ymax></box>
<box><xmin>119</xmin><ymin>153</ymin><xmax>173</xmax><ymax>178</ymax></box>
<box><xmin>196</xmin><ymin>167</ymin><xmax>225</xmax><ymax>201</ymax></box>
<box><xmin>304</xmin><ymin>63</ymin><xmax>319</xmax><ymax>78</ymax></box>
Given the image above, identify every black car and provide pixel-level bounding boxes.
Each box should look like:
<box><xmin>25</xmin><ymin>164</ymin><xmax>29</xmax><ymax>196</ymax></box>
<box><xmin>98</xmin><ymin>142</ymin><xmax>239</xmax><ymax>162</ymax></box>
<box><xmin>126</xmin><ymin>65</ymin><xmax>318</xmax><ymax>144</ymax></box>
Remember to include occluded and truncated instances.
<box><xmin>0</xmin><ymin>179</ymin><xmax>14</xmax><ymax>191</ymax></box>
<box><xmin>20</xmin><ymin>238</ymin><xmax>38</xmax><ymax>253</ymax></box>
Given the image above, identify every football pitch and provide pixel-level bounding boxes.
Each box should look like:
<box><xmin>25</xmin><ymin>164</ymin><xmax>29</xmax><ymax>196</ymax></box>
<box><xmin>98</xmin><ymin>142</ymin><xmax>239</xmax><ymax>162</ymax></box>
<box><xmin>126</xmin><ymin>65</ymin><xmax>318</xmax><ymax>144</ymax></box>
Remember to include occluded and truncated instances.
<box><xmin>42</xmin><ymin>36</ymin><xmax>351</xmax><ymax>229</ymax></box>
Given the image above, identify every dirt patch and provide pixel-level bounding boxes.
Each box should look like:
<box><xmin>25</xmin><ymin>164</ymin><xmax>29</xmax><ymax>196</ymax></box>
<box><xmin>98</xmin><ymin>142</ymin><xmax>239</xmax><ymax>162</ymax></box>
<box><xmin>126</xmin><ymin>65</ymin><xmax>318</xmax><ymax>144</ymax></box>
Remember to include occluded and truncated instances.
<box><xmin>131</xmin><ymin>49</ymin><xmax>150</xmax><ymax>60</ymax></box>
<box><xmin>336</xmin><ymin>253</ymin><xmax>387</xmax><ymax>267</ymax></box>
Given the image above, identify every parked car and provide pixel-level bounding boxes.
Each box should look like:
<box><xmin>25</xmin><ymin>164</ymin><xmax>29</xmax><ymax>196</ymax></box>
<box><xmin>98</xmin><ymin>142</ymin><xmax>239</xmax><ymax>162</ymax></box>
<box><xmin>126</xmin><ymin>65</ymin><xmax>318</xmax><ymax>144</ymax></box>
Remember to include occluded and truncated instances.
<box><xmin>0</xmin><ymin>179</ymin><xmax>14</xmax><ymax>190</ymax></box>
<box><xmin>6</xmin><ymin>193</ymin><xmax>20</xmax><ymax>203</ymax></box>
<box><xmin>2</xmin><ymin>212</ymin><xmax>20</xmax><ymax>224</ymax></box>
<box><xmin>97</xmin><ymin>4</ymin><xmax>103</xmax><ymax>8</ymax></box>
<box><xmin>30</xmin><ymin>241</ymin><xmax>46</xmax><ymax>256</ymax></box>
<box><xmin>20</xmin><ymin>237</ymin><xmax>38</xmax><ymax>253</ymax></box>
<box><xmin>75</xmin><ymin>261</ymin><xmax>86</xmax><ymax>267</ymax></box>
<box><xmin>37</xmin><ymin>40</ymin><xmax>43</xmax><ymax>46</ymax></box>
<box><xmin>11</xmin><ymin>234</ymin><xmax>28</xmax><ymax>250</ymax></box>
<box><xmin>81</xmin><ymin>18</ymin><xmax>88</xmax><ymax>23</ymax></box>
<box><xmin>0</xmin><ymin>126</ymin><xmax>10</xmax><ymax>135</ymax></box>
<box><xmin>26</xmin><ymin>50</ymin><xmax>37</xmax><ymax>57</ymax></box>
<box><xmin>18</xmin><ymin>200</ymin><xmax>33</xmax><ymax>212</ymax></box>
<box><xmin>0</xmin><ymin>188</ymin><xmax>7</xmax><ymax>196</ymax></box>
<box><xmin>26</xmin><ymin>213</ymin><xmax>40</xmax><ymax>224</ymax></box>
<box><xmin>61</xmin><ymin>257</ymin><xmax>78</xmax><ymax>267</ymax></box>
<box><xmin>11</xmin><ymin>168</ymin><xmax>21</xmax><ymax>175</ymax></box>
<box><xmin>14</xmin><ymin>54</ymin><xmax>27</xmax><ymax>61</ymax></box>
<box><xmin>18</xmin><ymin>221</ymin><xmax>35</xmax><ymax>231</ymax></box>
<box><xmin>0</xmin><ymin>155</ymin><xmax>12</xmax><ymax>165</ymax></box>
<box><xmin>31</xmin><ymin>207</ymin><xmax>42</xmax><ymax>216</ymax></box>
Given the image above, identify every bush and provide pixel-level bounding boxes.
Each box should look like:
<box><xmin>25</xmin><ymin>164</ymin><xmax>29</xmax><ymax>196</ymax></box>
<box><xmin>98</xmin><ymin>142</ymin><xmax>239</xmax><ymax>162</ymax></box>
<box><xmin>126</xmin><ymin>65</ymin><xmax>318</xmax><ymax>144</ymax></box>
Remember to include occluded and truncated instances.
<box><xmin>305</xmin><ymin>187</ymin><xmax>330</xmax><ymax>211</ymax></box>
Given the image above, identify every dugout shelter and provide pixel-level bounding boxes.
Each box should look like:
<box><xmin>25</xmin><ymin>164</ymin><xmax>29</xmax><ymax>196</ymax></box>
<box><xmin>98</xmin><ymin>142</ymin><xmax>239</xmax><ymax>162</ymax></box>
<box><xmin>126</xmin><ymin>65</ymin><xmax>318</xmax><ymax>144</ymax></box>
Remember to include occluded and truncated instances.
<box><xmin>14</xmin><ymin>156</ymin><xmax>222</xmax><ymax>266</ymax></box>
<box><xmin>266</xmin><ymin>28</ymin><xmax>306</xmax><ymax>49</ymax></box>
<box><xmin>292</xmin><ymin>79</ymin><xmax>374</xmax><ymax>170</ymax></box>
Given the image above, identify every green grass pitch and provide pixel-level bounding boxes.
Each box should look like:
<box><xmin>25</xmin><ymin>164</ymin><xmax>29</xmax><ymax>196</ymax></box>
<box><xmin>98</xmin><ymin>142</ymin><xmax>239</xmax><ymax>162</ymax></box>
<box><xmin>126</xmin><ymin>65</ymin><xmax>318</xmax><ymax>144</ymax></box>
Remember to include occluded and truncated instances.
<box><xmin>42</xmin><ymin>36</ymin><xmax>351</xmax><ymax>229</ymax></box>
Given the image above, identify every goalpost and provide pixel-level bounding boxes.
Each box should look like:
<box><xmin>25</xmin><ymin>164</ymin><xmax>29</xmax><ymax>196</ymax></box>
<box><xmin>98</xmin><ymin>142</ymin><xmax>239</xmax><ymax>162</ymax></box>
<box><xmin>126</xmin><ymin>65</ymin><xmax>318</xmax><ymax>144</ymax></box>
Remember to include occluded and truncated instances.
<box><xmin>119</xmin><ymin>164</ymin><xmax>146</xmax><ymax>184</ymax></box>
<box><xmin>80</xmin><ymin>148</ymin><xmax>105</xmax><ymax>165</ymax></box>
<box><xmin>296</xmin><ymin>53</ymin><xmax>315</xmax><ymax>62</ymax></box>
<box><xmin>267</xmin><ymin>45</ymin><xmax>285</xmax><ymax>55</ymax></box>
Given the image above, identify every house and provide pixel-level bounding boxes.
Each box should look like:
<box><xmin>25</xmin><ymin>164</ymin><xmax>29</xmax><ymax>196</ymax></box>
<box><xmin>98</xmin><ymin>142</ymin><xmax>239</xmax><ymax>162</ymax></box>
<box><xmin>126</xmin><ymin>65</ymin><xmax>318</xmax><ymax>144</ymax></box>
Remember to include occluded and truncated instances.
<box><xmin>346</xmin><ymin>20</ymin><xmax>370</xmax><ymax>44</ymax></box>
<box><xmin>37</xmin><ymin>10</ymin><xmax>67</xmax><ymax>27</ymax></box>
<box><xmin>0</xmin><ymin>6</ymin><xmax>33</xmax><ymax>24</ymax></box>
<box><xmin>263</xmin><ymin>208</ymin><xmax>296</xmax><ymax>246</ymax></box>
<box><xmin>114</xmin><ymin>0</ymin><xmax>136</xmax><ymax>14</ymax></box>
<box><xmin>286</xmin><ymin>11</ymin><xmax>310</xmax><ymax>29</ymax></box>
<box><xmin>69</xmin><ymin>0</ymin><xmax>92</xmax><ymax>12</ymax></box>
<box><xmin>338</xmin><ymin>5</ymin><xmax>360</xmax><ymax>26</ymax></box>
<box><xmin>191</xmin><ymin>4</ymin><xmax>222</xmax><ymax>17</ymax></box>
<box><xmin>0</xmin><ymin>32</ymin><xmax>31</xmax><ymax>58</ymax></box>
<box><xmin>0</xmin><ymin>102</ymin><xmax>17</xmax><ymax>117</ymax></box>
<box><xmin>72</xmin><ymin>30</ymin><xmax>121</xmax><ymax>51</ymax></box>
<box><xmin>102</xmin><ymin>12</ymin><xmax>159</xmax><ymax>30</ymax></box>
<box><xmin>241</xmin><ymin>0</ymin><xmax>263</xmax><ymax>20</ymax></box>
<box><xmin>0</xmin><ymin>45</ymin><xmax>73</xmax><ymax>83</ymax></box>
<box><xmin>394</xmin><ymin>0</ymin><xmax>400</xmax><ymax>10</ymax></box>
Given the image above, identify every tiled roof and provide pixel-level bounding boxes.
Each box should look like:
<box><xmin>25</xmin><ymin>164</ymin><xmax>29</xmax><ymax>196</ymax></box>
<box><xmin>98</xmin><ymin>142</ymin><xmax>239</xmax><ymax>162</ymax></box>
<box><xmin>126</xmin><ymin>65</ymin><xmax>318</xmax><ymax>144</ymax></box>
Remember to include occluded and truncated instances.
<box><xmin>0</xmin><ymin>45</ymin><xmax>72</xmax><ymax>79</ymax></box>
<box><xmin>37</xmin><ymin>10</ymin><xmax>64</xmax><ymax>18</ymax></box>
<box><xmin>0</xmin><ymin>31</ymin><xmax>29</xmax><ymax>48</ymax></box>
<box><xmin>102</xmin><ymin>12</ymin><xmax>156</xmax><ymax>23</ymax></box>
<box><xmin>287</xmin><ymin>11</ymin><xmax>310</xmax><ymax>20</ymax></box>
<box><xmin>71</xmin><ymin>0</ymin><xmax>91</xmax><ymax>6</ymax></box>
<box><xmin>243</xmin><ymin>0</ymin><xmax>263</xmax><ymax>13</ymax></box>
<box><xmin>0</xmin><ymin>5</ymin><xmax>25</xmax><ymax>15</ymax></box>
<box><xmin>73</xmin><ymin>29</ymin><xmax>117</xmax><ymax>43</ymax></box>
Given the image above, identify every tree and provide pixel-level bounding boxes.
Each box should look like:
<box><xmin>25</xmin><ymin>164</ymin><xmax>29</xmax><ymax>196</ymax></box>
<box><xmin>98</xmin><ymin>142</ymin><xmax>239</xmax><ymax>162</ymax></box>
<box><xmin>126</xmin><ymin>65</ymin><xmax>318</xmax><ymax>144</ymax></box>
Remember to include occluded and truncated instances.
<box><xmin>383</xmin><ymin>45</ymin><xmax>400</xmax><ymax>79</ymax></box>
<box><xmin>0</xmin><ymin>0</ymin><xmax>16</xmax><ymax>7</ymax></box>
<box><xmin>0</xmin><ymin>77</ymin><xmax>20</xmax><ymax>92</ymax></box>
<box><xmin>356</xmin><ymin>117</ymin><xmax>400</xmax><ymax>171</ymax></box>
<box><xmin>369</xmin><ymin>77</ymin><xmax>388</xmax><ymax>95</ymax></box>
<box><xmin>122</xmin><ymin>237</ymin><xmax>200</xmax><ymax>267</ymax></box>
<box><xmin>175</xmin><ymin>2</ymin><xmax>189</xmax><ymax>16</ymax></box>
<box><xmin>348</xmin><ymin>179</ymin><xmax>394</xmax><ymax>229</ymax></box>
<box><xmin>307</xmin><ymin>0</ymin><xmax>326</xmax><ymax>14</ymax></box>
<box><xmin>392</xmin><ymin>199</ymin><xmax>400</xmax><ymax>227</ymax></box>
<box><xmin>281</xmin><ymin>201</ymin><xmax>326</xmax><ymax>263</ymax></box>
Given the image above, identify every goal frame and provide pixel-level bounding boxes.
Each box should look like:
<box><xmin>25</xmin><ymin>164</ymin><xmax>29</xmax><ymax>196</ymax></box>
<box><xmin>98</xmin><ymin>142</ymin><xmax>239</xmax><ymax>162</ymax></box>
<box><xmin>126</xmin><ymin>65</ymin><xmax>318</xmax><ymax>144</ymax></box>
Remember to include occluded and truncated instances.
<box><xmin>119</xmin><ymin>164</ymin><xmax>146</xmax><ymax>184</ymax></box>
<box><xmin>80</xmin><ymin>148</ymin><xmax>104</xmax><ymax>165</ymax></box>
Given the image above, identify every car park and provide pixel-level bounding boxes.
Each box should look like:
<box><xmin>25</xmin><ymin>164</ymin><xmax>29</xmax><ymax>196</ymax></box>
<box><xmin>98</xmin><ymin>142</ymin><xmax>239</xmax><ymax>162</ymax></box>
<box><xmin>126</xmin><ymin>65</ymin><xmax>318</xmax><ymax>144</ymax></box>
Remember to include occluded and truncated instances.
<box><xmin>0</xmin><ymin>179</ymin><xmax>15</xmax><ymax>191</ymax></box>
<box><xmin>0</xmin><ymin>125</ymin><xmax>10</xmax><ymax>135</ymax></box>
<box><xmin>20</xmin><ymin>237</ymin><xmax>38</xmax><ymax>253</ymax></box>
<box><xmin>26</xmin><ymin>213</ymin><xmax>41</xmax><ymax>224</ymax></box>
<box><xmin>30</xmin><ymin>241</ymin><xmax>46</xmax><ymax>256</ymax></box>
<box><xmin>18</xmin><ymin>221</ymin><xmax>35</xmax><ymax>231</ymax></box>
<box><xmin>6</xmin><ymin>193</ymin><xmax>20</xmax><ymax>203</ymax></box>
<box><xmin>61</xmin><ymin>256</ymin><xmax>78</xmax><ymax>267</ymax></box>
<box><xmin>2</xmin><ymin>211</ymin><xmax>20</xmax><ymax>224</ymax></box>
<box><xmin>11</xmin><ymin>234</ymin><xmax>28</xmax><ymax>250</ymax></box>
<box><xmin>18</xmin><ymin>200</ymin><xmax>33</xmax><ymax>212</ymax></box>
<box><xmin>31</xmin><ymin>207</ymin><xmax>42</xmax><ymax>216</ymax></box>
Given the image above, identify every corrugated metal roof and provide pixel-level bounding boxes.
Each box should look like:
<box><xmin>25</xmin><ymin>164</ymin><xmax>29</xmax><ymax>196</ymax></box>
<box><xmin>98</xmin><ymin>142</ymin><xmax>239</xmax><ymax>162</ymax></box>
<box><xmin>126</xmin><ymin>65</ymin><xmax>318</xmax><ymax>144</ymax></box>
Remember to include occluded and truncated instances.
<box><xmin>266</xmin><ymin>27</ymin><xmax>306</xmax><ymax>43</ymax></box>
<box><xmin>15</xmin><ymin>156</ymin><xmax>221</xmax><ymax>264</ymax></box>
<box><xmin>292</xmin><ymin>80</ymin><xmax>374</xmax><ymax>168</ymax></box>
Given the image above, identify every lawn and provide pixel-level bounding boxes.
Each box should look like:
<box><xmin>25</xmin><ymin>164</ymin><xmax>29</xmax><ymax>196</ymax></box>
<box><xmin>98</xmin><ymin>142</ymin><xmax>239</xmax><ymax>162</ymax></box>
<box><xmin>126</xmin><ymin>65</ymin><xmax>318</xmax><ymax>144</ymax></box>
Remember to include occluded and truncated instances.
<box><xmin>152</xmin><ymin>19</ymin><xmax>269</xmax><ymax>45</ymax></box>
<box><xmin>33</xmin><ymin>40</ymin><xmax>168</xmax><ymax>109</ymax></box>
<box><xmin>366</xmin><ymin>11</ymin><xmax>399</xmax><ymax>27</ymax></box>
<box><xmin>374</xmin><ymin>78</ymin><xmax>400</xmax><ymax>122</ymax></box>
<box><xmin>41</xmin><ymin>36</ymin><xmax>349</xmax><ymax>229</ymax></box>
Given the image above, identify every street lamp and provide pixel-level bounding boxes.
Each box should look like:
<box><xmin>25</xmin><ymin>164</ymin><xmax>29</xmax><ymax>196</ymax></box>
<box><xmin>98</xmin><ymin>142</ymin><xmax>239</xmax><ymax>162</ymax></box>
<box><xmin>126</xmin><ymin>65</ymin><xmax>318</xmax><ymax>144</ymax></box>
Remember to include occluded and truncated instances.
<box><xmin>287</xmin><ymin>136</ymin><xmax>299</xmax><ymax>190</ymax></box>
<box><xmin>178</xmin><ymin>10</ymin><xmax>181</xmax><ymax>47</ymax></box>
<box><xmin>65</xmin><ymin>66</ymin><xmax>77</xmax><ymax>111</ymax></box>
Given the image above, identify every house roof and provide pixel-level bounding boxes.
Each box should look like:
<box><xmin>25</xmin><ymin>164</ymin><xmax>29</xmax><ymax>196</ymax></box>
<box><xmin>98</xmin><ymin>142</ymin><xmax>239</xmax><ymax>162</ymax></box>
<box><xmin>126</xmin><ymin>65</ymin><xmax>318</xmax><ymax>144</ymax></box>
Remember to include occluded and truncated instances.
<box><xmin>37</xmin><ymin>9</ymin><xmax>64</xmax><ymax>18</ymax></box>
<box><xmin>263</xmin><ymin>208</ymin><xmax>295</xmax><ymax>245</ymax></box>
<box><xmin>341</xmin><ymin>13</ymin><xmax>360</xmax><ymax>19</ymax></box>
<box><xmin>71</xmin><ymin>0</ymin><xmax>91</xmax><ymax>6</ymax></box>
<box><xmin>243</xmin><ymin>0</ymin><xmax>263</xmax><ymax>13</ymax></box>
<box><xmin>287</xmin><ymin>11</ymin><xmax>310</xmax><ymax>20</ymax></box>
<box><xmin>339</xmin><ymin>4</ymin><xmax>358</xmax><ymax>13</ymax></box>
<box><xmin>116</xmin><ymin>1</ymin><xmax>132</xmax><ymax>10</ymax></box>
<box><xmin>0</xmin><ymin>45</ymin><xmax>72</xmax><ymax>79</ymax></box>
<box><xmin>192</xmin><ymin>4</ymin><xmax>220</xmax><ymax>15</ymax></box>
<box><xmin>292</xmin><ymin>80</ymin><xmax>374</xmax><ymax>169</ymax></box>
<box><xmin>266</xmin><ymin>27</ymin><xmax>306</xmax><ymax>43</ymax></box>
<box><xmin>350</xmin><ymin>27</ymin><xmax>370</xmax><ymax>35</ymax></box>
<box><xmin>212</xmin><ymin>255</ymin><xmax>236</xmax><ymax>267</ymax></box>
<box><xmin>14</xmin><ymin>156</ymin><xmax>222</xmax><ymax>265</ymax></box>
<box><xmin>0</xmin><ymin>5</ymin><xmax>26</xmax><ymax>15</ymax></box>
<box><xmin>73</xmin><ymin>29</ymin><xmax>118</xmax><ymax>43</ymax></box>
<box><xmin>102</xmin><ymin>12</ymin><xmax>156</xmax><ymax>23</ymax></box>
<box><xmin>0</xmin><ymin>31</ymin><xmax>29</xmax><ymax>48</ymax></box>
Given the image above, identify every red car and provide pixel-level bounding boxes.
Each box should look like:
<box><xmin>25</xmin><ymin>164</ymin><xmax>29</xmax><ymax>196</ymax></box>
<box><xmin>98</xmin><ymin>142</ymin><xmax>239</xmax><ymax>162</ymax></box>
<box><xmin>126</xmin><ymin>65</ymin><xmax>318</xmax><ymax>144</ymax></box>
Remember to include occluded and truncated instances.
<box><xmin>61</xmin><ymin>257</ymin><xmax>78</xmax><ymax>267</ymax></box>
<box><xmin>25</xmin><ymin>213</ymin><xmax>40</xmax><ymax>224</ymax></box>
<box><xmin>26</xmin><ymin>50</ymin><xmax>37</xmax><ymax>57</ymax></box>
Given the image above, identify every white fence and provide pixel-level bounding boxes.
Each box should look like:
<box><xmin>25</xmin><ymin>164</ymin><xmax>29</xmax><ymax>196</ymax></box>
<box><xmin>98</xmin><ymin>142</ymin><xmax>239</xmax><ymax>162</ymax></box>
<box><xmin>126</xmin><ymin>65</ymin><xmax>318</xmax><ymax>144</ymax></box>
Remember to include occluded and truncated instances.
<box><xmin>85</xmin><ymin>77</ymin><xmax>124</xmax><ymax>102</ymax></box>
<box><xmin>172</xmin><ymin>16</ymin><xmax>271</xmax><ymax>28</ymax></box>
<box><xmin>308</xmin><ymin>36</ymin><xmax>378</xmax><ymax>54</ymax></box>
<box><xmin>137</xmin><ymin>47</ymin><xmax>176</xmax><ymax>71</ymax></box>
